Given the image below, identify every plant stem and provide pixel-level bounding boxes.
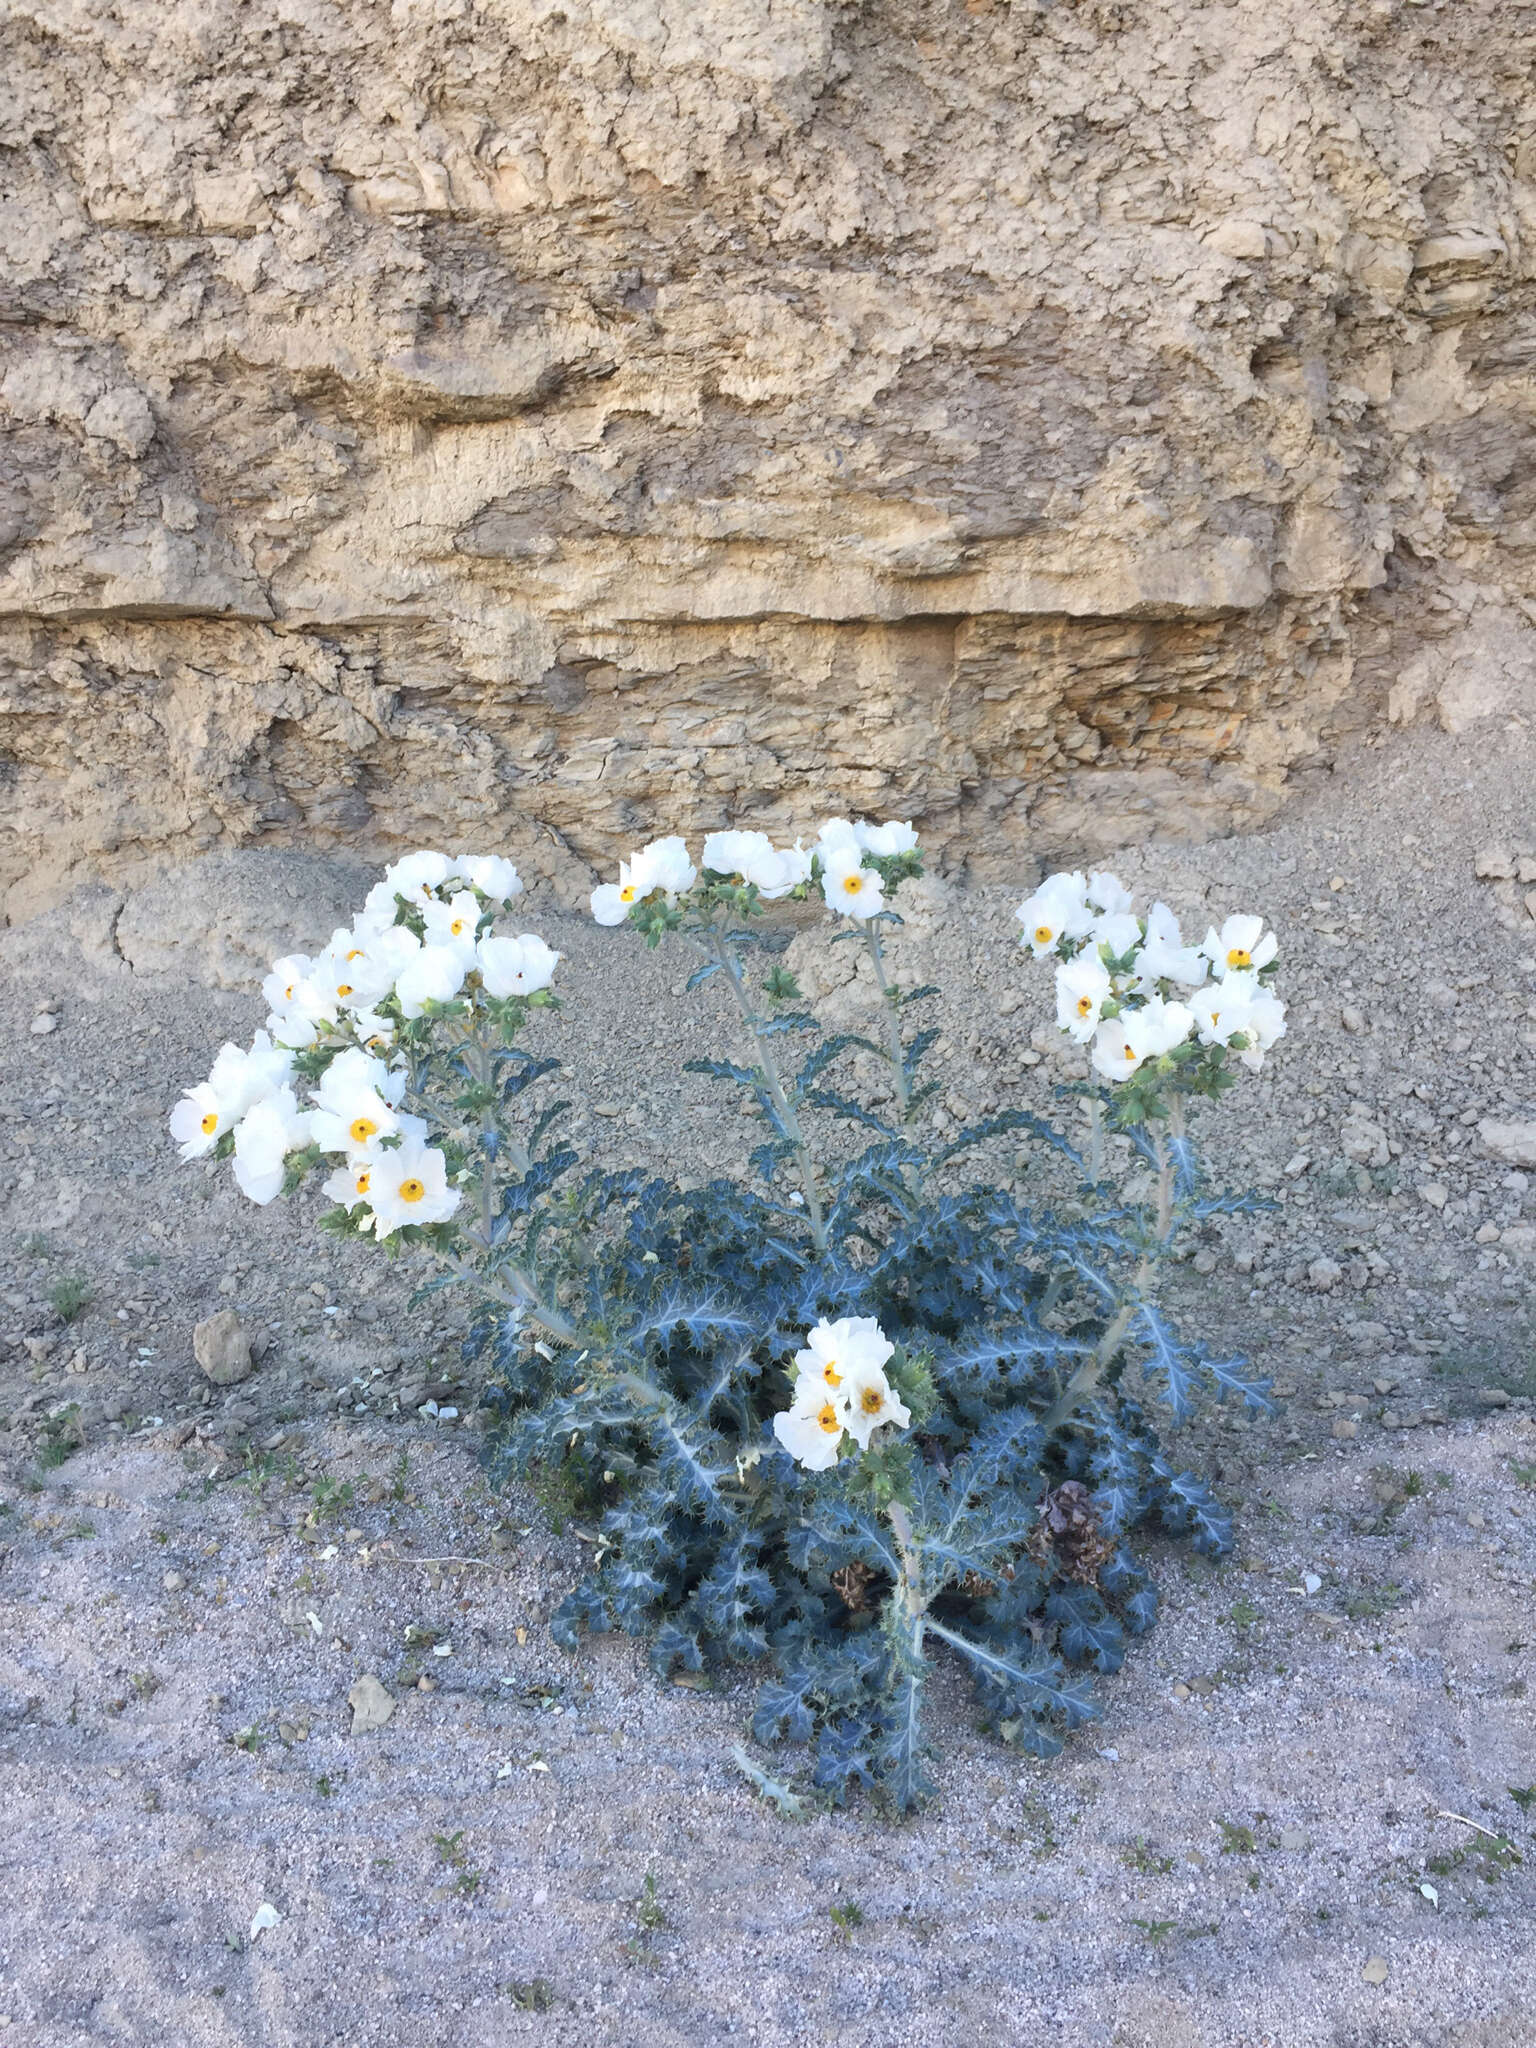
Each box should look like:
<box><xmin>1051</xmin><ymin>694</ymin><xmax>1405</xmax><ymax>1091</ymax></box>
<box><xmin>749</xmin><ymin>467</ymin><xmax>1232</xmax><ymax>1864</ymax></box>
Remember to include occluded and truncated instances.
<box><xmin>862</xmin><ymin>923</ymin><xmax>910</xmax><ymax>1117</ymax></box>
<box><xmin>1156</xmin><ymin>1096</ymin><xmax>1185</xmax><ymax>1247</ymax></box>
<box><xmin>1038</xmin><ymin>1255</ymin><xmax>1151</xmax><ymax>1434</ymax></box>
<box><xmin>708</xmin><ymin>927</ymin><xmax>828</xmax><ymax>1253</ymax></box>
<box><xmin>441</xmin><ymin>1249</ymin><xmax>578</xmax><ymax>1346</ymax></box>
<box><xmin>1042</xmin><ymin>1095</ymin><xmax>1188</xmax><ymax>1433</ymax></box>
<box><xmin>886</xmin><ymin>1500</ymin><xmax>929</xmax><ymax>1646</ymax></box>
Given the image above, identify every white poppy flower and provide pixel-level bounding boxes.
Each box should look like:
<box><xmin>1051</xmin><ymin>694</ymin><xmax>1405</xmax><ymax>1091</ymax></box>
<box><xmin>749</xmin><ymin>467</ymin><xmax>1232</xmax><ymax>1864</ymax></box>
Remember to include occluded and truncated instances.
<box><xmin>792</xmin><ymin>1316</ymin><xmax>893</xmax><ymax>1395</ymax></box>
<box><xmin>1089</xmin><ymin>997</ymin><xmax>1193</xmax><ymax>1081</ymax></box>
<box><xmin>589</xmin><ymin>882</ymin><xmax>631</xmax><ymax>925</ymax></box>
<box><xmin>772</xmin><ymin>1383</ymin><xmax>846</xmax><ymax>1471</ymax></box>
<box><xmin>1087</xmin><ymin>871</ymin><xmax>1134</xmax><ymax>918</ymax></box>
<box><xmin>839</xmin><ymin>1361</ymin><xmax>912</xmax><ymax>1450</ymax></box>
<box><xmin>356</xmin><ymin>879</ymin><xmax>406</xmax><ymax>935</ymax></box>
<box><xmin>367</xmin><ymin>1139</ymin><xmax>461</xmax><ymax>1238</ymax></box>
<box><xmin>1189</xmin><ymin>981</ymin><xmax>1249</xmax><ymax>1048</ymax></box>
<box><xmin>351</xmin><ymin>1007</ymin><xmax>398</xmax><ymax>1055</ymax></box>
<box><xmin>700</xmin><ymin>830</ymin><xmax>788</xmax><ymax>893</ymax></box>
<box><xmin>1091</xmin><ymin>911</ymin><xmax>1143</xmax><ymax>960</ymax></box>
<box><xmin>261</xmin><ymin>959</ymin><xmax>340</xmax><ymax>1045</ymax></box>
<box><xmin>394</xmin><ymin>945</ymin><xmax>467</xmax><ymax>1018</ymax></box>
<box><xmin>630</xmin><ymin>835</ymin><xmax>696</xmax><ymax>897</ymax></box>
<box><xmin>1219</xmin><ymin>972</ymin><xmax>1287</xmax><ymax>1069</ymax></box>
<box><xmin>1201</xmin><ymin>913</ymin><xmax>1278</xmax><ymax>980</ymax></box>
<box><xmin>207</xmin><ymin>1030</ymin><xmax>293</xmax><ymax>1115</ymax></box>
<box><xmin>1055</xmin><ymin>956</ymin><xmax>1114</xmax><ymax>1043</ymax></box>
<box><xmin>590</xmin><ymin>849</ymin><xmax>664</xmax><ymax>925</ymax></box>
<box><xmin>774</xmin><ymin>842</ymin><xmax>814</xmax><ymax>893</ymax></box>
<box><xmin>322</xmin><ymin>1157</ymin><xmax>376</xmax><ymax>1208</ymax></box>
<box><xmin>857</xmin><ymin>819</ymin><xmax>920</xmax><ymax>857</ymax></box>
<box><xmin>453</xmin><ymin>854</ymin><xmax>523</xmax><ymax>903</ymax></box>
<box><xmin>261</xmin><ymin>953</ymin><xmax>313</xmax><ymax>1016</ymax></box>
<box><xmin>421</xmin><ymin>896</ymin><xmax>482</xmax><ymax>961</ymax></box>
<box><xmin>821</xmin><ymin>846</ymin><xmax>886</xmax><ymax>920</ymax></box>
<box><xmin>231</xmin><ymin>1087</ymin><xmax>314</xmax><ymax>1205</ymax></box>
<box><xmin>1090</xmin><ymin>1016</ymin><xmax>1144</xmax><ymax>1081</ymax></box>
<box><xmin>477</xmin><ymin>933</ymin><xmax>560</xmax><ymax>998</ymax></box>
<box><xmin>311</xmin><ymin>926</ymin><xmax>414</xmax><ymax>1011</ymax></box>
<box><xmin>169</xmin><ymin>1082</ymin><xmax>235</xmax><ymax>1160</ymax></box>
<box><xmin>708</xmin><ymin>835</ymin><xmax>810</xmax><ymax>900</ymax></box>
<box><xmin>1138</xmin><ymin>996</ymin><xmax>1196</xmax><ymax>1055</ymax></box>
<box><xmin>309</xmin><ymin>1048</ymin><xmax>406</xmax><ymax>1155</ymax></box>
<box><xmin>1133</xmin><ymin>903</ymin><xmax>1208</xmax><ymax>990</ymax></box>
<box><xmin>1015</xmin><ymin>872</ymin><xmax>1093</xmax><ymax>956</ymax></box>
<box><xmin>816</xmin><ymin>817</ymin><xmax>862</xmax><ymax>857</ymax></box>
<box><xmin>382</xmin><ymin>850</ymin><xmax>452</xmax><ymax>903</ymax></box>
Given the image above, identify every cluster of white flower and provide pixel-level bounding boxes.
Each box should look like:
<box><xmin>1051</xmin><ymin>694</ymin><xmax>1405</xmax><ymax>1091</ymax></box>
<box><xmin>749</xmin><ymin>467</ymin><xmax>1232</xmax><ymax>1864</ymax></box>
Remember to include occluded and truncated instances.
<box><xmin>169</xmin><ymin>850</ymin><xmax>560</xmax><ymax>1236</ymax></box>
<box><xmin>771</xmin><ymin>1317</ymin><xmax>911</xmax><ymax>1470</ymax></box>
<box><xmin>259</xmin><ymin>851</ymin><xmax>551</xmax><ymax>1044</ymax></box>
<box><xmin>1014</xmin><ymin>870</ymin><xmax>1286</xmax><ymax>1082</ymax></box>
<box><xmin>589</xmin><ymin>817</ymin><xmax>921</xmax><ymax>928</ymax></box>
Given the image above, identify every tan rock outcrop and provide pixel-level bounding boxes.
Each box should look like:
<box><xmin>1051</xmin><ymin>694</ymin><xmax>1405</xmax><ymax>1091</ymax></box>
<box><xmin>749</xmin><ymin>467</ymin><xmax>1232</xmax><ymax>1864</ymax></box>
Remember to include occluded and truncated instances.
<box><xmin>2</xmin><ymin>0</ymin><xmax>1533</xmax><ymax>914</ymax></box>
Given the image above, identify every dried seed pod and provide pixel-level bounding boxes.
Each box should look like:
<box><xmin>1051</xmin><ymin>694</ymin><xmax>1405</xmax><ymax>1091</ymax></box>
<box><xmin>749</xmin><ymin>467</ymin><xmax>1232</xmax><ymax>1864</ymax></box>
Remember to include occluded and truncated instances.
<box><xmin>831</xmin><ymin>1562</ymin><xmax>877</xmax><ymax>1612</ymax></box>
<box><xmin>1026</xmin><ymin>1480</ymin><xmax>1114</xmax><ymax>1584</ymax></box>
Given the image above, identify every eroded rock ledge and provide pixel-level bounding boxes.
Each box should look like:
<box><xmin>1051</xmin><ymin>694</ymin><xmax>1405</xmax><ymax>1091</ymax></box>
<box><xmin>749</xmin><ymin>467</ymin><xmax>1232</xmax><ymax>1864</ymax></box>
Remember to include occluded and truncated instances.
<box><xmin>2</xmin><ymin>0</ymin><xmax>1533</xmax><ymax>912</ymax></box>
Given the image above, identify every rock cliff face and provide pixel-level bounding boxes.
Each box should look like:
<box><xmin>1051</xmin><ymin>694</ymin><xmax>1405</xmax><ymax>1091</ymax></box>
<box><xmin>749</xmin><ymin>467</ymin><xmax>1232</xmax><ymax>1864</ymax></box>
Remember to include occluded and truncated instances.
<box><xmin>2</xmin><ymin>0</ymin><xmax>1534</xmax><ymax>913</ymax></box>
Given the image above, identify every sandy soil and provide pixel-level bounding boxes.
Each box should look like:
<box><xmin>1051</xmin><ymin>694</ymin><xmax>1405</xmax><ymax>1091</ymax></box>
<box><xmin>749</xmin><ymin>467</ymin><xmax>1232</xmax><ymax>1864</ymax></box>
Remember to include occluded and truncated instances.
<box><xmin>1</xmin><ymin>723</ymin><xmax>1534</xmax><ymax>2047</ymax></box>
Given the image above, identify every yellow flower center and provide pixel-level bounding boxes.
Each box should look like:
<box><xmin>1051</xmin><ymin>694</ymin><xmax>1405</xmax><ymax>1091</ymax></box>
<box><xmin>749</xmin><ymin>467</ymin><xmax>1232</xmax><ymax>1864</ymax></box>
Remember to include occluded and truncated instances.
<box><xmin>821</xmin><ymin>1358</ymin><xmax>841</xmax><ymax>1387</ymax></box>
<box><xmin>346</xmin><ymin>948</ymin><xmax>365</xmax><ymax>962</ymax></box>
<box><xmin>859</xmin><ymin>1386</ymin><xmax>884</xmax><ymax>1416</ymax></box>
<box><xmin>399</xmin><ymin>1178</ymin><xmax>426</xmax><ymax>1204</ymax></box>
<box><xmin>1123</xmin><ymin>1043</ymin><xmax>1137</xmax><ymax>1061</ymax></box>
<box><xmin>1227</xmin><ymin>947</ymin><xmax>1252</xmax><ymax>970</ymax></box>
<box><xmin>200</xmin><ymin>1111</ymin><xmax>219</xmax><ymax>1135</ymax></box>
<box><xmin>449</xmin><ymin>917</ymin><xmax>467</xmax><ymax>936</ymax></box>
<box><xmin>349</xmin><ymin>1115</ymin><xmax>379</xmax><ymax>1145</ymax></box>
<box><xmin>1076</xmin><ymin>995</ymin><xmax>1093</xmax><ymax>1017</ymax></box>
<box><xmin>842</xmin><ymin>873</ymin><xmax>865</xmax><ymax>895</ymax></box>
<box><xmin>336</xmin><ymin>983</ymin><xmax>354</xmax><ymax>998</ymax></box>
<box><xmin>1035</xmin><ymin>924</ymin><xmax>1054</xmax><ymax>945</ymax></box>
<box><xmin>283</xmin><ymin>984</ymin><xmax>295</xmax><ymax>1001</ymax></box>
<box><xmin>817</xmin><ymin>1402</ymin><xmax>841</xmax><ymax>1435</ymax></box>
<box><xmin>356</xmin><ymin>1170</ymin><xmax>371</xmax><ymax>1195</ymax></box>
<box><xmin>619</xmin><ymin>883</ymin><xmax>638</xmax><ymax>904</ymax></box>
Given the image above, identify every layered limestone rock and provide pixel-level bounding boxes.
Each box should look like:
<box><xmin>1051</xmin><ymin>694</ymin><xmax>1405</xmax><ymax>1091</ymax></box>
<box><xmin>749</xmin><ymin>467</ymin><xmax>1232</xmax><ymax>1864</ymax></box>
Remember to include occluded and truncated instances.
<box><xmin>2</xmin><ymin>0</ymin><xmax>1534</xmax><ymax>914</ymax></box>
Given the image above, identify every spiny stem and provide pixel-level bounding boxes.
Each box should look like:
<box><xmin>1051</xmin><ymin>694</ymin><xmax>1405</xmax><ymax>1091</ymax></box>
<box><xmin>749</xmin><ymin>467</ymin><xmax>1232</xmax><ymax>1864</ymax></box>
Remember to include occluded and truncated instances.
<box><xmin>885</xmin><ymin>1500</ymin><xmax>929</xmax><ymax>1650</ymax></box>
<box><xmin>1039</xmin><ymin>1252</ymin><xmax>1152</xmax><ymax>1434</ymax></box>
<box><xmin>1156</xmin><ymin>1096</ymin><xmax>1185</xmax><ymax>1247</ymax></box>
<box><xmin>708</xmin><ymin>927</ymin><xmax>828</xmax><ymax>1254</ymax></box>
<box><xmin>441</xmin><ymin>1248</ymin><xmax>577</xmax><ymax>1346</ymax></box>
<box><xmin>862</xmin><ymin>923</ymin><xmax>910</xmax><ymax>1117</ymax></box>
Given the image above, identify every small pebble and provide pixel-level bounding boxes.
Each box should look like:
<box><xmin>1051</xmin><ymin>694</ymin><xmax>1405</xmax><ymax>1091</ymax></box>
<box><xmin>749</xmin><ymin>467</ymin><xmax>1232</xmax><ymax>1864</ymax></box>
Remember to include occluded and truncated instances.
<box><xmin>30</xmin><ymin>1012</ymin><xmax>59</xmax><ymax>1036</ymax></box>
<box><xmin>162</xmin><ymin>1571</ymin><xmax>185</xmax><ymax>1593</ymax></box>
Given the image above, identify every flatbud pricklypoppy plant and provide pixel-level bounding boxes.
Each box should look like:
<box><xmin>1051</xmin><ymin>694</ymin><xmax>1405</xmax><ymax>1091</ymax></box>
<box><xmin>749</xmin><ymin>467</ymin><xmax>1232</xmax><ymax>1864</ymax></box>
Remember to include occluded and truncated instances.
<box><xmin>173</xmin><ymin>829</ymin><xmax>1281</xmax><ymax>1811</ymax></box>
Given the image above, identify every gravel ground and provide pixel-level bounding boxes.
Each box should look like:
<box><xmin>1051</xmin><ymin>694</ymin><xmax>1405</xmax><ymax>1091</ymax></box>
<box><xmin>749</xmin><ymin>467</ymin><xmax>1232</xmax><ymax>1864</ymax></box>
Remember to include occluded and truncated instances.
<box><xmin>1</xmin><ymin>722</ymin><xmax>1534</xmax><ymax>2046</ymax></box>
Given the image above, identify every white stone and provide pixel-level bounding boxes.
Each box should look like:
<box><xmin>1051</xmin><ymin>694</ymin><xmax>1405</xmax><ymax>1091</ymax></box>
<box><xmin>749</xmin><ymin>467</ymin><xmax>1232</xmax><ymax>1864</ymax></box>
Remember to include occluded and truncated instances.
<box><xmin>1481</xmin><ymin>1119</ymin><xmax>1536</xmax><ymax>1168</ymax></box>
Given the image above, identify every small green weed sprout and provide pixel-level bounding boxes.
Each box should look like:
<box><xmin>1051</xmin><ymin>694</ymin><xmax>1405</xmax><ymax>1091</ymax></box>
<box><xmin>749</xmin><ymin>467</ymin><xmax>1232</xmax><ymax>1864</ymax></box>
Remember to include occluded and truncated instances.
<box><xmin>49</xmin><ymin>1274</ymin><xmax>93</xmax><ymax>1324</ymax></box>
